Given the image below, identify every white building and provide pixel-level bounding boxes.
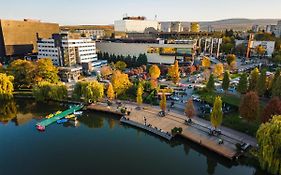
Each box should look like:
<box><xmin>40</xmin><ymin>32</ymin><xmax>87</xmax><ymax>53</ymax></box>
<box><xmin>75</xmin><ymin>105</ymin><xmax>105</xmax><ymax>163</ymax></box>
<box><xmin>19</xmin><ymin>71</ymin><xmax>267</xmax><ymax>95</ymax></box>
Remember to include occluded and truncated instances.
<box><xmin>76</xmin><ymin>29</ymin><xmax>105</xmax><ymax>39</ymax></box>
<box><xmin>114</xmin><ymin>16</ymin><xmax>159</xmax><ymax>33</ymax></box>
<box><xmin>235</xmin><ymin>40</ymin><xmax>275</xmax><ymax>57</ymax></box>
<box><xmin>37</xmin><ymin>33</ymin><xmax>97</xmax><ymax>67</ymax></box>
<box><xmin>273</xmin><ymin>20</ymin><xmax>281</xmax><ymax>37</ymax></box>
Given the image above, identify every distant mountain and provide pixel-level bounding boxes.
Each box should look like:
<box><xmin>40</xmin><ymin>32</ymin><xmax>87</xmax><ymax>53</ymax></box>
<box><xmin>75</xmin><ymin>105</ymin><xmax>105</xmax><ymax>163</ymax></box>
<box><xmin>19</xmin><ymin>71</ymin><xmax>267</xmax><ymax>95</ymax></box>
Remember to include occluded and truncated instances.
<box><xmin>160</xmin><ymin>18</ymin><xmax>280</xmax><ymax>31</ymax></box>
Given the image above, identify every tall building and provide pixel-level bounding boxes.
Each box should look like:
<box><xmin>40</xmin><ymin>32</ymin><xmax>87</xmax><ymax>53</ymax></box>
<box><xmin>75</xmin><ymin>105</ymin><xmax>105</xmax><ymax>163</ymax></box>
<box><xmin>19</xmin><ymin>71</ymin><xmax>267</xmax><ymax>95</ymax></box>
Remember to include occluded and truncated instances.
<box><xmin>114</xmin><ymin>16</ymin><xmax>160</xmax><ymax>33</ymax></box>
<box><xmin>251</xmin><ymin>24</ymin><xmax>260</xmax><ymax>32</ymax></box>
<box><xmin>0</xmin><ymin>19</ymin><xmax>59</xmax><ymax>57</ymax></box>
<box><xmin>37</xmin><ymin>32</ymin><xmax>97</xmax><ymax>67</ymax></box>
<box><xmin>190</xmin><ymin>22</ymin><xmax>200</xmax><ymax>33</ymax></box>
<box><xmin>274</xmin><ymin>20</ymin><xmax>281</xmax><ymax>37</ymax></box>
<box><xmin>169</xmin><ymin>22</ymin><xmax>183</xmax><ymax>32</ymax></box>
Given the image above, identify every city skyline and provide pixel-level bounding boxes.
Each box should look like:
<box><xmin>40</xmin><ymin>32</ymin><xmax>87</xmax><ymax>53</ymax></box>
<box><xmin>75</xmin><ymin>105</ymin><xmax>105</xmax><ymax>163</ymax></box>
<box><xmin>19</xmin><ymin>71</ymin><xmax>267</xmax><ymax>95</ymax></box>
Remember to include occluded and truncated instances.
<box><xmin>1</xmin><ymin>0</ymin><xmax>281</xmax><ymax>25</ymax></box>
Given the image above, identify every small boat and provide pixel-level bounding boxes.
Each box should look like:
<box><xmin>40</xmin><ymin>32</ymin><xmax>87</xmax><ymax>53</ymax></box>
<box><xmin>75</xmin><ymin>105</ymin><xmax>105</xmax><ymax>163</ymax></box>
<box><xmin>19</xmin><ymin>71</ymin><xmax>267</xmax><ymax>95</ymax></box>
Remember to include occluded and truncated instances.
<box><xmin>74</xmin><ymin>111</ymin><xmax>83</xmax><ymax>115</ymax></box>
<box><xmin>56</xmin><ymin>118</ymin><xmax>69</xmax><ymax>124</ymax></box>
<box><xmin>55</xmin><ymin>111</ymin><xmax>62</xmax><ymax>115</ymax></box>
<box><xmin>46</xmin><ymin>114</ymin><xmax>54</xmax><ymax>119</ymax></box>
<box><xmin>65</xmin><ymin>114</ymin><xmax>75</xmax><ymax>119</ymax></box>
<box><xmin>36</xmin><ymin>125</ymin><xmax>45</xmax><ymax>131</ymax></box>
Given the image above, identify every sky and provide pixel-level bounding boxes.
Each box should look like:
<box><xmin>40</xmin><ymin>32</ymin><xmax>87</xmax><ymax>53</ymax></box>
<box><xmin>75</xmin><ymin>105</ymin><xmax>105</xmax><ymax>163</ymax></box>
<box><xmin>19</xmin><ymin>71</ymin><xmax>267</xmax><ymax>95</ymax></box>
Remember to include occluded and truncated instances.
<box><xmin>1</xmin><ymin>0</ymin><xmax>281</xmax><ymax>25</ymax></box>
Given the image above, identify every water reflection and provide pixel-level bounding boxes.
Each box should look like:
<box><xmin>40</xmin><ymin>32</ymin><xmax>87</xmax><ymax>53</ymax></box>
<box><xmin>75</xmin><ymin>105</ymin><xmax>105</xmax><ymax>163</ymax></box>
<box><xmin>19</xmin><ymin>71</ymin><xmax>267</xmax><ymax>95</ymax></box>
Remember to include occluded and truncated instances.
<box><xmin>0</xmin><ymin>100</ymin><xmax>17</xmax><ymax>124</ymax></box>
<box><xmin>207</xmin><ymin>157</ymin><xmax>218</xmax><ymax>175</ymax></box>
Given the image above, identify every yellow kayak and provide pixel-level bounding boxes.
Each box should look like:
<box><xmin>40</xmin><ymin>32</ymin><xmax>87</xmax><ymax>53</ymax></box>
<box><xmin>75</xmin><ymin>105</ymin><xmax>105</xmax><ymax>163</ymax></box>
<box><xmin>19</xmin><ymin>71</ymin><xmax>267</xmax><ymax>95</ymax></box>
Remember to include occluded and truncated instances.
<box><xmin>46</xmin><ymin>114</ymin><xmax>54</xmax><ymax>119</ymax></box>
<box><xmin>55</xmin><ymin>111</ymin><xmax>62</xmax><ymax>115</ymax></box>
<box><xmin>65</xmin><ymin>114</ymin><xmax>75</xmax><ymax>119</ymax></box>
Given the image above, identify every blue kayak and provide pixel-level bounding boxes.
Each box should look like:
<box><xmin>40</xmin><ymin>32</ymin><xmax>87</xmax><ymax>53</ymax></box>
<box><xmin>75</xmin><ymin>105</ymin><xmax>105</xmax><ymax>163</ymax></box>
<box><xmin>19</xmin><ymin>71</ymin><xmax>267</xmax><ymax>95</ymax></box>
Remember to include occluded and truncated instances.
<box><xmin>56</xmin><ymin>118</ymin><xmax>69</xmax><ymax>124</ymax></box>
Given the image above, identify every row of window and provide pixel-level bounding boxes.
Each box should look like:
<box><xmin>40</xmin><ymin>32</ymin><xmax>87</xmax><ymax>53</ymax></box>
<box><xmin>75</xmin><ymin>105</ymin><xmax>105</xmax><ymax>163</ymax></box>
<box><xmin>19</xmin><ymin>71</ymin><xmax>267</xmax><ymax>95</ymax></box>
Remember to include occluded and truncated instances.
<box><xmin>38</xmin><ymin>53</ymin><xmax>58</xmax><ymax>57</ymax></box>
<box><xmin>39</xmin><ymin>49</ymin><xmax>58</xmax><ymax>52</ymax></box>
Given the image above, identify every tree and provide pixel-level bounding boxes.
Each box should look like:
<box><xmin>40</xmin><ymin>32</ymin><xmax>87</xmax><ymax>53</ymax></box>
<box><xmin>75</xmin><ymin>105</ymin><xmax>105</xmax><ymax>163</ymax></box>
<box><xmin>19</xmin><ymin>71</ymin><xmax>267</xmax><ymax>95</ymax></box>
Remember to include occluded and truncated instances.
<box><xmin>100</xmin><ymin>66</ymin><xmax>112</xmax><ymax>78</ymax></box>
<box><xmin>206</xmin><ymin>74</ymin><xmax>215</xmax><ymax>92</ymax></box>
<box><xmin>32</xmin><ymin>81</ymin><xmax>67</xmax><ymax>102</ymax></box>
<box><xmin>222</xmin><ymin>71</ymin><xmax>230</xmax><ymax>92</ymax></box>
<box><xmin>262</xmin><ymin>97</ymin><xmax>281</xmax><ymax>123</ymax></box>
<box><xmin>226</xmin><ymin>54</ymin><xmax>236</xmax><ymax>66</ymax></box>
<box><xmin>201</xmin><ymin>57</ymin><xmax>211</xmax><ymax>68</ymax></box>
<box><xmin>185</xmin><ymin>99</ymin><xmax>196</xmax><ymax>121</ymax></box>
<box><xmin>72</xmin><ymin>81</ymin><xmax>89</xmax><ymax>100</ymax></box>
<box><xmin>0</xmin><ymin>73</ymin><xmax>14</xmax><ymax>100</ymax></box>
<box><xmin>8</xmin><ymin>59</ymin><xmax>35</xmax><ymax>88</ymax></box>
<box><xmin>107</xmin><ymin>83</ymin><xmax>115</xmax><ymax>100</ymax></box>
<box><xmin>256</xmin><ymin>115</ymin><xmax>281</xmax><ymax>175</ymax></box>
<box><xmin>85</xmin><ymin>80</ymin><xmax>104</xmax><ymax>102</ymax></box>
<box><xmin>255</xmin><ymin>45</ymin><xmax>266</xmax><ymax>58</ymax></box>
<box><xmin>137</xmin><ymin>53</ymin><xmax>148</xmax><ymax>66</ymax></box>
<box><xmin>111</xmin><ymin>70</ymin><xmax>132</xmax><ymax>96</ymax></box>
<box><xmin>248</xmin><ymin>68</ymin><xmax>260</xmax><ymax>91</ymax></box>
<box><xmin>36</xmin><ymin>58</ymin><xmax>59</xmax><ymax>83</ymax></box>
<box><xmin>237</xmin><ymin>73</ymin><xmax>248</xmax><ymax>94</ymax></box>
<box><xmin>257</xmin><ymin>69</ymin><xmax>267</xmax><ymax>96</ymax></box>
<box><xmin>136</xmin><ymin>83</ymin><xmax>143</xmax><ymax>106</ymax></box>
<box><xmin>115</xmin><ymin>61</ymin><xmax>127</xmax><ymax>71</ymax></box>
<box><xmin>235</xmin><ymin>43</ymin><xmax>247</xmax><ymax>57</ymax></box>
<box><xmin>168</xmin><ymin>60</ymin><xmax>180</xmax><ymax>84</ymax></box>
<box><xmin>272</xmin><ymin>76</ymin><xmax>281</xmax><ymax>98</ymax></box>
<box><xmin>239</xmin><ymin>91</ymin><xmax>259</xmax><ymax>122</ymax></box>
<box><xmin>210</xmin><ymin>96</ymin><xmax>223</xmax><ymax>130</ymax></box>
<box><xmin>213</xmin><ymin>63</ymin><xmax>224</xmax><ymax>78</ymax></box>
<box><xmin>149</xmin><ymin>64</ymin><xmax>161</xmax><ymax>80</ymax></box>
<box><xmin>160</xmin><ymin>93</ymin><xmax>166</xmax><ymax>112</ymax></box>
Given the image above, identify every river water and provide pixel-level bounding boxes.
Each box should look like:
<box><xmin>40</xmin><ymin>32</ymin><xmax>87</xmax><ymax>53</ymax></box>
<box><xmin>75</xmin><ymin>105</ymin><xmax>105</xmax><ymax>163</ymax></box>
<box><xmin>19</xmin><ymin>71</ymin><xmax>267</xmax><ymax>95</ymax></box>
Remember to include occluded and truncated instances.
<box><xmin>0</xmin><ymin>99</ymin><xmax>265</xmax><ymax>175</ymax></box>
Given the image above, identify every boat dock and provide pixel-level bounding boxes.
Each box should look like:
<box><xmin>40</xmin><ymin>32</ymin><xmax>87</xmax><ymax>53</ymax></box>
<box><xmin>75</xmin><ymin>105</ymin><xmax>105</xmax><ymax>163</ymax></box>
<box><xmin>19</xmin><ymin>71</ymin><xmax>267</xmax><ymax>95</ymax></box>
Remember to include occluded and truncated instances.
<box><xmin>36</xmin><ymin>105</ymin><xmax>84</xmax><ymax>128</ymax></box>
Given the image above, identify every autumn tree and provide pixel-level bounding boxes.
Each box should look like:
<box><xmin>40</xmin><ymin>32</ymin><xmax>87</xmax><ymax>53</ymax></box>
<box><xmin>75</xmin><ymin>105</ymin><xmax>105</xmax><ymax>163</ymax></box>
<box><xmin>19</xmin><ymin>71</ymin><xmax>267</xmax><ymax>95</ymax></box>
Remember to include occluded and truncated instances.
<box><xmin>149</xmin><ymin>64</ymin><xmax>161</xmax><ymax>80</ymax></box>
<box><xmin>272</xmin><ymin>76</ymin><xmax>281</xmax><ymax>98</ymax></box>
<box><xmin>210</xmin><ymin>96</ymin><xmax>223</xmax><ymax>130</ymax></box>
<box><xmin>256</xmin><ymin>115</ymin><xmax>281</xmax><ymax>175</ymax></box>
<box><xmin>72</xmin><ymin>81</ymin><xmax>89</xmax><ymax>100</ymax></box>
<box><xmin>107</xmin><ymin>83</ymin><xmax>115</xmax><ymax>100</ymax></box>
<box><xmin>222</xmin><ymin>71</ymin><xmax>230</xmax><ymax>92</ymax></box>
<box><xmin>136</xmin><ymin>82</ymin><xmax>143</xmax><ymax>106</ymax></box>
<box><xmin>85</xmin><ymin>80</ymin><xmax>104</xmax><ymax>103</ymax></box>
<box><xmin>239</xmin><ymin>91</ymin><xmax>259</xmax><ymax>122</ymax></box>
<box><xmin>8</xmin><ymin>59</ymin><xmax>36</xmax><ymax>88</ymax></box>
<box><xmin>226</xmin><ymin>54</ymin><xmax>236</xmax><ymax>66</ymax></box>
<box><xmin>248</xmin><ymin>68</ymin><xmax>259</xmax><ymax>91</ymax></box>
<box><xmin>115</xmin><ymin>61</ymin><xmax>127</xmax><ymax>71</ymax></box>
<box><xmin>0</xmin><ymin>73</ymin><xmax>14</xmax><ymax>100</ymax></box>
<box><xmin>255</xmin><ymin>45</ymin><xmax>266</xmax><ymax>58</ymax></box>
<box><xmin>111</xmin><ymin>70</ymin><xmax>132</xmax><ymax>97</ymax></box>
<box><xmin>206</xmin><ymin>74</ymin><xmax>215</xmax><ymax>92</ymax></box>
<box><xmin>213</xmin><ymin>63</ymin><xmax>224</xmax><ymax>78</ymax></box>
<box><xmin>201</xmin><ymin>56</ymin><xmax>211</xmax><ymax>68</ymax></box>
<box><xmin>237</xmin><ymin>73</ymin><xmax>248</xmax><ymax>94</ymax></box>
<box><xmin>168</xmin><ymin>60</ymin><xmax>180</xmax><ymax>84</ymax></box>
<box><xmin>36</xmin><ymin>58</ymin><xmax>59</xmax><ymax>83</ymax></box>
<box><xmin>262</xmin><ymin>97</ymin><xmax>281</xmax><ymax>123</ymax></box>
<box><xmin>100</xmin><ymin>66</ymin><xmax>112</xmax><ymax>79</ymax></box>
<box><xmin>185</xmin><ymin>99</ymin><xmax>196</xmax><ymax>121</ymax></box>
<box><xmin>160</xmin><ymin>93</ymin><xmax>166</xmax><ymax>112</ymax></box>
<box><xmin>257</xmin><ymin>69</ymin><xmax>267</xmax><ymax>96</ymax></box>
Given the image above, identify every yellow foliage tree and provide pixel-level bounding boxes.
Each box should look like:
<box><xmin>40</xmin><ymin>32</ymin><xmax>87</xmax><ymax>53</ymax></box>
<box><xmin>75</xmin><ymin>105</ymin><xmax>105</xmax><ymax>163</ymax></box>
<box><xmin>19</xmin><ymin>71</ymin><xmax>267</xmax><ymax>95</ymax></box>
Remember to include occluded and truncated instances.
<box><xmin>160</xmin><ymin>93</ymin><xmax>167</xmax><ymax>112</ymax></box>
<box><xmin>213</xmin><ymin>63</ymin><xmax>224</xmax><ymax>78</ymax></box>
<box><xmin>149</xmin><ymin>64</ymin><xmax>161</xmax><ymax>80</ymax></box>
<box><xmin>0</xmin><ymin>73</ymin><xmax>14</xmax><ymax>100</ymax></box>
<box><xmin>201</xmin><ymin>57</ymin><xmax>211</xmax><ymax>68</ymax></box>
<box><xmin>36</xmin><ymin>58</ymin><xmax>59</xmax><ymax>83</ymax></box>
<box><xmin>136</xmin><ymin>83</ymin><xmax>143</xmax><ymax>106</ymax></box>
<box><xmin>107</xmin><ymin>83</ymin><xmax>115</xmax><ymax>100</ymax></box>
<box><xmin>85</xmin><ymin>80</ymin><xmax>104</xmax><ymax>102</ymax></box>
<box><xmin>115</xmin><ymin>61</ymin><xmax>127</xmax><ymax>71</ymax></box>
<box><xmin>111</xmin><ymin>70</ymin><xmax>132</xmax><ymax>96</ymax></box>
<box><xmin>100</xmin><ymin>66</ymin><xmax>112</xmax><ymax>78</ymax></box>
<box><xmin>168</xmin><ymin>60</ymin><xmax>180</xmax><ymax>84</ymax></box>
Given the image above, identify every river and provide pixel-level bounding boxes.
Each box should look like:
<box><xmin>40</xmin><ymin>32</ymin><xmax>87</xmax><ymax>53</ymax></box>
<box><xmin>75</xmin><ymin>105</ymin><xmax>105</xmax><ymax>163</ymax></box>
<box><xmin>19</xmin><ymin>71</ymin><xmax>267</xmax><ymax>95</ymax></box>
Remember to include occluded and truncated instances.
<box><xmin>0</xmin><ymin>99</ymin><xmax>266</xmax><ymax>175</ymax></box>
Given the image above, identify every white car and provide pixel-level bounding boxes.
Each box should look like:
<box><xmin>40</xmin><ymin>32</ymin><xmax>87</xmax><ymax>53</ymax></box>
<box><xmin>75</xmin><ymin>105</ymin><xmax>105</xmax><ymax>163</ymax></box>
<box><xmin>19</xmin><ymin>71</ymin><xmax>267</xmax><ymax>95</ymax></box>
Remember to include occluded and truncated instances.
<box><xmin>170</xmin><ymin>96</ymin><xmax>180</xmax><ymax>101</ymax></box>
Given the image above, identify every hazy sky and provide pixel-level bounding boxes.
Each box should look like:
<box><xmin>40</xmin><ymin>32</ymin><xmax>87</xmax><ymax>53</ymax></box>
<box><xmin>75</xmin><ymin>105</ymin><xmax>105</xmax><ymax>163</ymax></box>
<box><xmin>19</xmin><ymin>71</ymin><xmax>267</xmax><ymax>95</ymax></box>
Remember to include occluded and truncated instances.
<box><xmin>1</xmin><ymin>0</ymin><xmax>281</xmax><ymax>25</ymax></box>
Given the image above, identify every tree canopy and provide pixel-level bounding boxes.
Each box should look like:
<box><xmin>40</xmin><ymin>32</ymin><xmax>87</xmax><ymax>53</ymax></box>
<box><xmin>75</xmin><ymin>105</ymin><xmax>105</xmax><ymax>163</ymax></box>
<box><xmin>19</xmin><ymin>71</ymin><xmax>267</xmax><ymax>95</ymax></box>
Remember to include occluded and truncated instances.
<box><xmin>239</xmin><ymin>91</ymin><xmax>259</xmax><ymax>122</ymax></box>
<box><xmin>237</xmin><ymin>73</ymin><xmax>248</xmax><ymax>94</ymax></box>
<box><xmin>36</xmin><ymin>58</ymin><xmax>59</xmax><ymax>83</ymax></box>
<box><xmin>0</xmin><ymin>73</ymin><xmax>14</xmax><ymax>100</ymax></box>
<box><xmin>210</xmin><ymin>96</ymin><xmax>223</xmax><ymax>129</ymax></box>
<box><xmin>111</xmin><ymin>70</ymin><xmax>132</xmax><ymax>96</ymax></box>
<box><xmin>85</xmin><ymin>80</ymin><xmax>104</xmax><ymax>102</ymax></box>
<box><xmin>168</xmin><ymin>61</ymin><xmax>180</xmax><ymax>84</ymax></box>
<box><xmin>222</xmin><ymin>71</ymin><xmax>230</xmax><ymax>92</ymax></box>
<box><xmin>149</xmin><ymin>64</ymin><xmax>161</xmax><ymax>80</ymax></box>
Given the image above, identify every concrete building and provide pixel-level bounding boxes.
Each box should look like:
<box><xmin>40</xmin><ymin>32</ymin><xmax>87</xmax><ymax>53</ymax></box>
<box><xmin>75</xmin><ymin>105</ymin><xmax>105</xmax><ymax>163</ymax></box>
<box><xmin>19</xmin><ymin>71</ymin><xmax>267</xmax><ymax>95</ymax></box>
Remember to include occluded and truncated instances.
<box><xmin>0</xmin><ymin>19</ymin><xmax>59</xmax><ymax>57</ymax></box>
<box><xmin>273</xmin><ymin>20</ymin><xmax>281</xmax><ymax>37</ymax></box>
<box><xmin>76</xmin><ymin>29</ymin><xmax>105</xmax><ymax>39</ymax></box>
<box><xmin>251</xmin><ymin>24</ymin><xmax>260</xmax><ymax>32</ymax></box>
<box><xmin>235</xmin><ymin>40</ymin><xmax>275</xmax><ymax>57</ymax></box>
<box><xmin>265</xmin><ymin>24</ymin><xmax>276</xmax><ymax>33</ymax></box>
<box><xmin>114</xmin><ymin>16</ymin><xmax>160</xmax><ymax>33</ymax></box>
<box><xmin>96</xmin><ymin>40</ymin><xmax>196</xmax><ymax>65</ymax></box>
<box><xmin>169</xmin><ymin>22</ymin><xmax>183</xmax><ymax>32</ymax></box>
<box><xmin>37</xmin><ymin>32</ymin><xmax>97</xmax><ymax>67</ymax></box>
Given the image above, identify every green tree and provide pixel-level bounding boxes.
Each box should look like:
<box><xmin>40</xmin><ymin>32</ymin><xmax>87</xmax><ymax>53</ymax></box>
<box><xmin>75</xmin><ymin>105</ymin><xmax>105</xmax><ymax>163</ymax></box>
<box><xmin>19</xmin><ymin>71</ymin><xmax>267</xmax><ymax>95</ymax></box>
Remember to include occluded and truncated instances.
<box><xmin>222</xmin><ymin>71</ymin><xmax>230</xmax><ymax>92</ymax></box>
<box><xmin>115</xmin><ymin>61</ymin><xmax>127</xmax><ymax>71</ymax></box>
<box><xmin>237</xmin><ymin>73</ymin><xmax>248</xmax><ymax>94</ymax></box>
<box><xmin>160</xmin><ymin>93</ymin><xmax>166</xmax><ymax>112</ymax></box>
<box><xmin>72</xmin><ymin>81</ymin><xmax>89</xmax><ymax>100</ymax></box>
<box><xmin>239</xmin><ymin>91</ymin><xmax>259</xmax><ymax>122</ymax></box>
<box><xmin>257</xmin><ymin>69</ymin><xmax>267</xmax><ymax>96</ymax></box>
<box><xmin>136</xmin><ymin>83</ymin><xmax>143</xmax><ymax>106</ymax></box>
<box><xmin>248</xmin><ymin>68</ymin><xmax>260</xmax><ymax>91</ymax></box>
<box><xmin>206</xmin><ymin>74</ymin><xmax>215</xmax><ymax>92</ymax></box>
<box><xmin>272</xmin><ymin>76</ymin><xmax>281</xmax><ymax>98</ymax></box>
<box><xmin>107</xmin><ymin>83</ymin><xmax>115</xmax><ymax>100</ymax></box>
<box><xmin>256</xmin><ymin>115</ymin><xmax>281</xmax><ymax>175</ymax></box>
<box><xmin>226</xmin><ymin>54</ymin><xmax>236</xmax><ymax>66</ymax></box>
<box><xmin>0</xmin><ymin>73</ymin><xmax>14</xmax><ymax>100</ymax></box>
<box><xmin>85</xmin><ymin>80</ymin><xmax>104</xmax><ymax>103</ymax></box>
<box><xmin>210</xmin><ymin>96</ymin><xmax>223</xmax><ymax>130</ymax></box>
<box><xmin>36</xmin><ymin>58</ymin><xmax>59</xmax><ymax>83</ymax></box>
<box><xmin>137</xmin><ymin>53</ymin><xmax>148</xmax><ymax>66</ymax></box>
<box><xmin>8</xmin><ymin>59</ymin><xmax>35</xmax><ymax>88</ymax></box>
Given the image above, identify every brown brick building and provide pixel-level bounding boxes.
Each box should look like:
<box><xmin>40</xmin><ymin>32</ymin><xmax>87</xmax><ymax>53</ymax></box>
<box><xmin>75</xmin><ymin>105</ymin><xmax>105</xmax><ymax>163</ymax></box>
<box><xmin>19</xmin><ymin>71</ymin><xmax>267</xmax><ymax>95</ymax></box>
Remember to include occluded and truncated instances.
<box><xmin>0</xmin><ymin>19</ymin><xmax>59</xmax><ymax>57</ymax></box>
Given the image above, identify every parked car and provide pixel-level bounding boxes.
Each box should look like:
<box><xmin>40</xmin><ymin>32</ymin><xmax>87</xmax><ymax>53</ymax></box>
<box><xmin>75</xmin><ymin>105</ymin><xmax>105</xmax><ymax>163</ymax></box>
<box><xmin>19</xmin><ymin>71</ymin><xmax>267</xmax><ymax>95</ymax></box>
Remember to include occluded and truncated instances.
<box><xmin>170</xmin><ymin>96</ymin><xmax>180</xmax><ymax>101</ymax></box>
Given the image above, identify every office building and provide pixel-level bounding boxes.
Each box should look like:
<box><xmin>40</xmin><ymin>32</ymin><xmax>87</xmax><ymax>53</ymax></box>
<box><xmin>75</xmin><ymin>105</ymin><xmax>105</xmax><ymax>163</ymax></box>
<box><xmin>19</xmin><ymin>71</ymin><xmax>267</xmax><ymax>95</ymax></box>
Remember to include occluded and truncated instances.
<box><xmin>37</xmin><ymin>32</ymin><xmax>97</xmax><ymax>67</ymax></box>
<box><xmin>0</xmin><ymin>19</ymin><xmax>59</xmax><ymax>57</ymax></box>
<box><xmin>235</xmin><ymin>40</ymin><xmax>275</xmax><ymax>57</ymax></box>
